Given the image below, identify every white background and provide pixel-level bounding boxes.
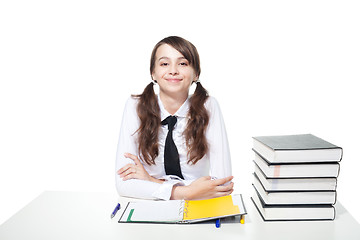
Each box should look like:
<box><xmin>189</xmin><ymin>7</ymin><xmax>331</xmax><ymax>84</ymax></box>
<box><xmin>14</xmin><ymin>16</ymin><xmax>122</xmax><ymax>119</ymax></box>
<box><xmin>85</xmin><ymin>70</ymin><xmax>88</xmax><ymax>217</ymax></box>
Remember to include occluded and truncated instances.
<box><xmin>1</xmin><ymin>0</ymin><xmax>359</xmax><ymax>225</ymax></box>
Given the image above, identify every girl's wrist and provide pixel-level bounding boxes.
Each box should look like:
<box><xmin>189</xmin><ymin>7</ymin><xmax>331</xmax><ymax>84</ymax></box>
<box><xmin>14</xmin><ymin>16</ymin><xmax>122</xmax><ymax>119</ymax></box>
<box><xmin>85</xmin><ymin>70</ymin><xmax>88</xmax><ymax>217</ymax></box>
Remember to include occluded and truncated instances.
<box><xmin>149</xmin><ymin>176</ymin><xmax>165</xmax><ymax>184</ymax></box>
<box><xmin>170</xmin><ymin>185</ymin><xmax>191</xmax><ymax>200</ymax></box>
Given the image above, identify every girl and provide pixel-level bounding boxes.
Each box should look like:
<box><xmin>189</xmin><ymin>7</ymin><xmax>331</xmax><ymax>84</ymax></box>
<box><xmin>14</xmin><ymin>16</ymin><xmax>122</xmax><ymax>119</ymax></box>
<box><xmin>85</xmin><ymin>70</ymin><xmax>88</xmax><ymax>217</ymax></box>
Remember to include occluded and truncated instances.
<box><xmin>116</xmin><ymin>36</ymin><xmax>233</xmax><ymax>200</ymax></box>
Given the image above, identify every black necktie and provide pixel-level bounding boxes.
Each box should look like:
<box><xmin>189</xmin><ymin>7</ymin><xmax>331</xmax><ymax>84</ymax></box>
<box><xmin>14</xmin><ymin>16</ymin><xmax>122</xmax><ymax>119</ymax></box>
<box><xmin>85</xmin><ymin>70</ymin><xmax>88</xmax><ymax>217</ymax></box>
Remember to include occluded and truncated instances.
<box><xmin>161</xmin><ymin>116</ymin><xmax>184</xmax><ymax>179</ymax></box>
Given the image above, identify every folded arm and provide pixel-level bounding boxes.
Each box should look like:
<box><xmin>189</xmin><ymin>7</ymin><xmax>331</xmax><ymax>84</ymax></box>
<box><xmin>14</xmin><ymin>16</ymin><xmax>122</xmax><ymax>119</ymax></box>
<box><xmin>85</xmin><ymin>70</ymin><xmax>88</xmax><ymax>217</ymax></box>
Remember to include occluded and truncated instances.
<box><xmin>115</xmin><ymin>97</ymin><xmax>233</xmax><ymax>200</ymax></box>
<box><xmin>116</xmin><ymin>152</ymin><xmax>233</xmax><ymax>200</ymax></box>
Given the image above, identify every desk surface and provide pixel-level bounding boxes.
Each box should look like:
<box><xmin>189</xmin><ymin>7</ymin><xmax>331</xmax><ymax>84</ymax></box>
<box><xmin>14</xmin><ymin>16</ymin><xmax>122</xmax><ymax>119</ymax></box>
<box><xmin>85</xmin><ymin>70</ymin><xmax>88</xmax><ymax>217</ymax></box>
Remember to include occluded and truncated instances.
<box><xmin>0</xmin><ymin>191</ymin><xmax>359</xmax><ymax>240</ymax></box>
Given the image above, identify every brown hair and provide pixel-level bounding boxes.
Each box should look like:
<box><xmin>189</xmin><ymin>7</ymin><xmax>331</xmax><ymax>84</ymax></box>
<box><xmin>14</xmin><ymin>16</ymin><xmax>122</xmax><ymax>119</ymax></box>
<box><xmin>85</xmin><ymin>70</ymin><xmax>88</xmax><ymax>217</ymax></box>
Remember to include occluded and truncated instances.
<box><xmin>134</xmin><ymin>36</ymin><xmax>209</xmax><ymax>165</ymax></box>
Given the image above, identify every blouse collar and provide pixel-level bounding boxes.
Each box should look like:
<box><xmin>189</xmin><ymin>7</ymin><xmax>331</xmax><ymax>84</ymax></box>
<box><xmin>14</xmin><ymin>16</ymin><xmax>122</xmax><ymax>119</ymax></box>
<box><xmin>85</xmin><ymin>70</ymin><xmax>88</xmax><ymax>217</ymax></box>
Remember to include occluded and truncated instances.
<box><xmin>158</xmin><ymin>94</ymin><xmax>191</xmax><ymax>121</ymax></box>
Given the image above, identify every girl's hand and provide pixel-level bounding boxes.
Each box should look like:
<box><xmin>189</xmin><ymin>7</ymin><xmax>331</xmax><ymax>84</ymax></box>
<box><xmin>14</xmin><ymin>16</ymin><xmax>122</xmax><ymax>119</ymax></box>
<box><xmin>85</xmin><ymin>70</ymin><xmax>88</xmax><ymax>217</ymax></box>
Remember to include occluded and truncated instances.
<box><xmin>171</xmin><ymin>176</ymin><xmax>234</xmax><ymax>200</ymax></box>
<box><xmin>117</xmin><ymin>153</ymin><xmax>160</xmax><ymax>182</ymax></box>
<box><xmin>117</xmin><ymin>153</ymin><xmax>150</xmax><ymax>181</ymax></box>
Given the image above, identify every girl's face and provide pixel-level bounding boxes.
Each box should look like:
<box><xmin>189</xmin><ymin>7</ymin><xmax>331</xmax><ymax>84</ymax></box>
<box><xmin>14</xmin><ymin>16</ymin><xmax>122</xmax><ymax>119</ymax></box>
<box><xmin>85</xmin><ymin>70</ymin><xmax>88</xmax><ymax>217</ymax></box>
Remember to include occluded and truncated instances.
<box><xmin>152</xmin><ymin>44</ymin><xmax>197</xmax><ymax>98</ymax></box>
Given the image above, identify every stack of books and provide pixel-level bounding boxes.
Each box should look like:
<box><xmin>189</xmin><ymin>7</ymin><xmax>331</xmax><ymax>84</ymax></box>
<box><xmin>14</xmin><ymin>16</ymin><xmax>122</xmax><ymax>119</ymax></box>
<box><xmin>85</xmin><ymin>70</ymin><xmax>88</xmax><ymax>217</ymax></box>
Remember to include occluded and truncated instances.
<box><xmin>250</xmin><ymin>134</ymin><xmax>343</xmax><ymax>221</ymax></box>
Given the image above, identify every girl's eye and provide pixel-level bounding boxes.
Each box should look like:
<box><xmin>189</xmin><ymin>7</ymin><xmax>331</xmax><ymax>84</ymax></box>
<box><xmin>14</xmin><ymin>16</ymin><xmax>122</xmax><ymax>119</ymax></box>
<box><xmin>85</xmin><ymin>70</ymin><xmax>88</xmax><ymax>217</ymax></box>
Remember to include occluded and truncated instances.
<box><xmin>179</xmin><ymin>62</ymin><xmax>188</xmax><ymax>66</ymax></box>
<box><xmin>160</xmin><ymin>62</ymin><xmax>169</xmax><ymax>66</ymax></box>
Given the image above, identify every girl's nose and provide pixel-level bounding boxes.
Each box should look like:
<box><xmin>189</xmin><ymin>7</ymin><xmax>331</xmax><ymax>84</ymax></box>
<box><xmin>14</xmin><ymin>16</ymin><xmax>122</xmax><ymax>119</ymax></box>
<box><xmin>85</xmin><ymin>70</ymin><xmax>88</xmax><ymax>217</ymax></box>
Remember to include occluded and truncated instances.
<box><xmin>169</xmin><ymin>64</ymin><xmax>179</xmax><ymax>75</ymax></box>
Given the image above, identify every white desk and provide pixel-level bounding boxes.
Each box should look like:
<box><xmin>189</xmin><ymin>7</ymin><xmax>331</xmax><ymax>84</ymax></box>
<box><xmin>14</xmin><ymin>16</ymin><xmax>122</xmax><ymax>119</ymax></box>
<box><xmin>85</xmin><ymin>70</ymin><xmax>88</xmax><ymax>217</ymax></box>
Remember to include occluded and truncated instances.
<box><xmin>0</xmin><ymin>191</ymin><xmax>359</xmax><ymax>240</ymax></box>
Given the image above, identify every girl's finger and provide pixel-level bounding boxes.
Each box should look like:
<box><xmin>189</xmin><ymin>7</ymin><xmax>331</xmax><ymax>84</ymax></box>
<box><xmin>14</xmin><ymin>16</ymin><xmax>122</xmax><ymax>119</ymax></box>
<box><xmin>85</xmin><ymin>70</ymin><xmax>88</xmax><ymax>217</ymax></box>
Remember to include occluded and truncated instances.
<box><xmin>124</xmin><ymin>153</ymin><xmax>142</xmax><ymax>165</ymax></box>
<box><xmin>117</xmin><ymin>163</ymin><xmax>134</xmax><ymax>174</ymax></box>
<box><xmin>121</xmin><ymin>167</ymin><xmax>137</xmax><ymax>178</ymax></box>
<box><xmin>215</xmin><ymin>182</ymin><xmax>234</xmax><ymax>192</ymax></box>
<box><xmin>122</xmin><ymin>173</ymin><xmax>135</xmax><ymax>181</ymax></box>
<box><xmin>212</xmin><ymin>176</ymin><xmax>233</xmax><ymax>186</ymax></box>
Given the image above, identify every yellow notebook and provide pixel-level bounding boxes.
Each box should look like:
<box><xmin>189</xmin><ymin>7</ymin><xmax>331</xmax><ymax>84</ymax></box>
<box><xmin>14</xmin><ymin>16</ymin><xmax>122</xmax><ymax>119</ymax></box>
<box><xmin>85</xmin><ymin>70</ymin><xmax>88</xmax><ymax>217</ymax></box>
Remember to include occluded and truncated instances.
<box><xmin>118</xmin><ymin>194</ymin><xmax>247</xmax><ymax>224</ymax></box>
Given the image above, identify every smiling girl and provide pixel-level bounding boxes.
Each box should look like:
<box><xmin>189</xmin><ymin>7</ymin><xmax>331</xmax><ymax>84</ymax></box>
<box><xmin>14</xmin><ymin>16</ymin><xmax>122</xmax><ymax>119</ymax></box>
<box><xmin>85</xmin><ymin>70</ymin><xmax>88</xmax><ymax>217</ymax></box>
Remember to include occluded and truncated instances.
<box><xmin>115</xmin><ymin>36</ymin><xmax>233</xmax><ymax>200</ymax></box>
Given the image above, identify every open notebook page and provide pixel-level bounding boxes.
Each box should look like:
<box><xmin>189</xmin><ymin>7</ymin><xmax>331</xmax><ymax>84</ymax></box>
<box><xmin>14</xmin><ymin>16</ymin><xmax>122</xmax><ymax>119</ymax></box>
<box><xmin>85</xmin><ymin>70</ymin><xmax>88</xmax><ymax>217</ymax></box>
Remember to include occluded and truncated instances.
<box><xmin>120</xmin><ymin>200</ymin><xmax>183</xmax><ymax>223</ymax></box>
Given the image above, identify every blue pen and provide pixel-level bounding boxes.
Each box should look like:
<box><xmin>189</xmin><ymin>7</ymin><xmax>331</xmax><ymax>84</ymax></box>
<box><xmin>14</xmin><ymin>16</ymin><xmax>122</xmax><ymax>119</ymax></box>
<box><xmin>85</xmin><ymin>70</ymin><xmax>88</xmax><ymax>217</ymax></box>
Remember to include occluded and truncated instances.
<box><xmin>111</xmin><ymin>203</ymin><xmax>121</xmax><ymax>219</ymax></box>
<box><xmin>215</xmin><ymin>218</ymin><xmax>221</xmax><ymax>228</ymax></box>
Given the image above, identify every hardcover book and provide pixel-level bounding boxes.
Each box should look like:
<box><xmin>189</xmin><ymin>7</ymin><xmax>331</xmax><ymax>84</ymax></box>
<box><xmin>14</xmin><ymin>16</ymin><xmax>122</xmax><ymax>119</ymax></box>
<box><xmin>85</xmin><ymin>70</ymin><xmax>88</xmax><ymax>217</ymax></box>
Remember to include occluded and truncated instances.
<box><xmin>253</xmin><ymin>134</ymin><xmax>343</xmax><ymax>163</ymax></box>
<box><xmin>251</xmin><ymin>191</ymin><xmax>335</xmax><ymax>221</ymax></box>
<box><xmin>253</xmin><ymin>177</ymin><xmax>337</xmax><ymax>205</ymax></box>
<box><xmin>253</xmin><ymin>151</ymin><xmax>340</xmax><ymax>178</ymax></box>
<box><xmin>254</xmin><ymin>165</ymin><xmax>337</xmax><ymax>191</ymax></box>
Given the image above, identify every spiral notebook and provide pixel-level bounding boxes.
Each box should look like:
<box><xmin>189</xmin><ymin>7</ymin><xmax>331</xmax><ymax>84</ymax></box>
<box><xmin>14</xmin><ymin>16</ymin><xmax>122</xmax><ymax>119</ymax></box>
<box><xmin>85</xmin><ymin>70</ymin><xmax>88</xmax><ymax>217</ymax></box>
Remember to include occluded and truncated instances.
<box><xmin>118</xmin><ymin>194</ymin><xmax>246</xmax><ymax>223</ymax></box>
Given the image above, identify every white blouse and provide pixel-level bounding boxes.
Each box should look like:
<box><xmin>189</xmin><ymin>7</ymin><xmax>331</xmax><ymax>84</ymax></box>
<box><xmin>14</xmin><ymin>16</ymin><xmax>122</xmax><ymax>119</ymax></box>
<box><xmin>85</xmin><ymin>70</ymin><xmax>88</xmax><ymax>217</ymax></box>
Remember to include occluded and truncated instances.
<box><xmin>115</xmin><ymin>95</ymin><xmax>232</xmax><ymax>200</ymax></box>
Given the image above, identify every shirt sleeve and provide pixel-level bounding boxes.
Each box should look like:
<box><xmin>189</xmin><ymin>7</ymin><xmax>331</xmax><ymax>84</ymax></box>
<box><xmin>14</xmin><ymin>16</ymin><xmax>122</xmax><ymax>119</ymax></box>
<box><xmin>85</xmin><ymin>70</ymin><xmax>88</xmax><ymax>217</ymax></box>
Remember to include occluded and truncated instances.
<box><xmin>115</xmin><ymin>97</ymin><xmax>176</xmax><ymax>200</ymax></box>
<box><xmin>205</xmin><ymin>97</ymin><xmax>233</xmax><ymax>180</ymax></box>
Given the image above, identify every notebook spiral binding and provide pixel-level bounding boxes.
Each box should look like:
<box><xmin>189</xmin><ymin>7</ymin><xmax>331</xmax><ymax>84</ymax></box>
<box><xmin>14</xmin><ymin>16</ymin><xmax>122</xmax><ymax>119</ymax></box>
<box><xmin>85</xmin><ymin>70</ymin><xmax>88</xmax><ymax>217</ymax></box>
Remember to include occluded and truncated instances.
<box><xmin>179</xmin><ymin>200</ymin><xmax>190</xmax><ymax>218</ymax></box>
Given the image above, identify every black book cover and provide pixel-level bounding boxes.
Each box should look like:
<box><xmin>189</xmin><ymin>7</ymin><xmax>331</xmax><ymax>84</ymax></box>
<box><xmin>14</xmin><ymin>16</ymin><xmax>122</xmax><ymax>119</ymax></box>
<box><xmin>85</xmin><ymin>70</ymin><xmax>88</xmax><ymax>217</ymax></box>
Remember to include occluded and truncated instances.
<box><xmin>251</xmin><ymin>185</ymin><xmax>336</xmax><ymax>221</ymax></box>
<box><xmin>253</xmin><ymin>134</ymin><xmax>342</xmax><ymax>151</ymax></box>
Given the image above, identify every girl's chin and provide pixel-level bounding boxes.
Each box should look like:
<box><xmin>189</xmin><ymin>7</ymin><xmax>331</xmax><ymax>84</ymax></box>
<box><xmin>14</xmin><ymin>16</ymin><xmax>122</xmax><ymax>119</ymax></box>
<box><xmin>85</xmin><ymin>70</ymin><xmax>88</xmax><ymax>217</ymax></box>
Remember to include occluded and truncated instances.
<box><xmin>159</xmin><ymin>87</ymin><xmax>190</xmax><ymax>96</ymax></box>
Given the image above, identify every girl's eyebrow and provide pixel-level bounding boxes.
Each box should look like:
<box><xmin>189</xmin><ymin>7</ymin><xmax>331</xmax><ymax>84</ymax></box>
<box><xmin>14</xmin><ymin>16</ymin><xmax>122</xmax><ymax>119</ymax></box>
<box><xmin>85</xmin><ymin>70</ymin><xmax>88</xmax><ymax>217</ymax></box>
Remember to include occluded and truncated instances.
<box><xmin>158</xmin><ymin>57</ymin><xmax>169</xmax><ymax>61</ymax></box>
<box><xmin>158</xmin><ymin>56</ymin><xmax>187</xmax><ymax>61</ymax></box>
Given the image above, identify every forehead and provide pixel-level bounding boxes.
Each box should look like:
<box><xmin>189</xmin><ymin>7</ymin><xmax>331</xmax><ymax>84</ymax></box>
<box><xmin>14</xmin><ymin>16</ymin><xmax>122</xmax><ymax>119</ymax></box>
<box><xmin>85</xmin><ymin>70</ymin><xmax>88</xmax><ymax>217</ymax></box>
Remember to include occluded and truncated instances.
<box><xmin>155</xmin><ymin>44</ymin><xmax>185</xmax><ymax>60</ymax></box>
